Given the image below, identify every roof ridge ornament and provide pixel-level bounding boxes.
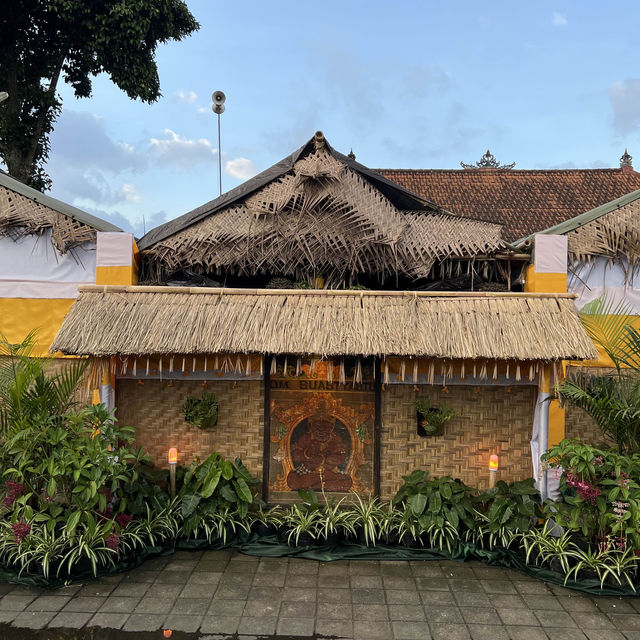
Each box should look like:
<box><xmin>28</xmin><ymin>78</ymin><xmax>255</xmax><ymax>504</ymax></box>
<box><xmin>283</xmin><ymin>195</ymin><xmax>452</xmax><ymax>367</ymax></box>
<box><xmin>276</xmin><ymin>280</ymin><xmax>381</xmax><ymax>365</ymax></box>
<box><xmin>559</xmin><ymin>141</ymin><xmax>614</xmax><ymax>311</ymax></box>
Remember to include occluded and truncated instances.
<box><xmin>461</xmin><ymin>149</ymin><xmax>516</xmax><ymax>170</ymax></box>
<box><xmin>620</xmin><ymin>148</ymin><xmax>633</xmax><ymax>168</ymax></box>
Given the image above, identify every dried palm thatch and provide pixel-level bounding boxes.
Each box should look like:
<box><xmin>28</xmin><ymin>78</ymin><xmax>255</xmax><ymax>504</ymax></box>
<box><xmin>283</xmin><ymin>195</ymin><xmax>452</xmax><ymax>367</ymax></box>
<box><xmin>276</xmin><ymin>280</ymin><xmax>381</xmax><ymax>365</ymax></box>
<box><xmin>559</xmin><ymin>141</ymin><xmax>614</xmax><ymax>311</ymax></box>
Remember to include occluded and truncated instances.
<box><xmin>0</xmin><ymin>184</ymin><xmax>96</xmax><ymax>253</ymax></box>
<box><xmin>567</xmin><ymin>197</ymin><xmax>640</xmax><ymax>264</ymax></box>
<box><xmin>141</xmin><ymin>138</ymin><xmax>503</xmax><ymax>286</ymax></box>
<box><xmin>51</xmin><ymin>285</ymin><xmax>597</xmax><ymax>361</ymax></box>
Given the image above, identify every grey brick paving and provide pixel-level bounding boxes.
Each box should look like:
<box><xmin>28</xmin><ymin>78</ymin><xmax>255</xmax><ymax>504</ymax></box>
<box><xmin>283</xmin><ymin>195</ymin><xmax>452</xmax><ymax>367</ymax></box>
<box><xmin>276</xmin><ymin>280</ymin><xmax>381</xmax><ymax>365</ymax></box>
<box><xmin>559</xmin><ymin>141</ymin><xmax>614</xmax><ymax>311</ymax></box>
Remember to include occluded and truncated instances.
<box><xmin>1</xmin><ymin>552</ymin><xmax>639</xmax><ymax>638</ymax></box>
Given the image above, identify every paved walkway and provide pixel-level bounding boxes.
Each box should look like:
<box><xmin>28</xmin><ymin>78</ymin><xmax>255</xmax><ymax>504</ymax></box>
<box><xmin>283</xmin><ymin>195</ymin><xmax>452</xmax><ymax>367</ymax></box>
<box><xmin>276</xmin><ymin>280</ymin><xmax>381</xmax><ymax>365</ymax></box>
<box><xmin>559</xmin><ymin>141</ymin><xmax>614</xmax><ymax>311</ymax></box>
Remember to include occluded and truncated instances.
<box><xmin>0</xmin><ymin>549</ymin><xmax>639</xmax><ymax>639</ymax></box>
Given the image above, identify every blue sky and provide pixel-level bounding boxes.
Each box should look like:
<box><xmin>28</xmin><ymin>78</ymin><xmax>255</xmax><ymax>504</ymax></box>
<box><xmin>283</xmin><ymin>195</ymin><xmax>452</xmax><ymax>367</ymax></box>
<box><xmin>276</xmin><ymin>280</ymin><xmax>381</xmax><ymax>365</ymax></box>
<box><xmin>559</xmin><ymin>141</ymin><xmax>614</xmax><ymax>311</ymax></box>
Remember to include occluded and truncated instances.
<box><xmin>43</xmin><ymin>1</ymin><xmax>640</xmax><ymax>236</ymax></box>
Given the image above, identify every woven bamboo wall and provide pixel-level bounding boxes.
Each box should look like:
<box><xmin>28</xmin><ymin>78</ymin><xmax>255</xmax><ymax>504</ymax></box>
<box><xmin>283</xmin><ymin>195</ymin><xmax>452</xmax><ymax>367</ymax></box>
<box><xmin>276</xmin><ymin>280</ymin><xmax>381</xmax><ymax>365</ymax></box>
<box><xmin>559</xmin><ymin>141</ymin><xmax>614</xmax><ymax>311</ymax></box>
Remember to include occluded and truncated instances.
<box><xmin>380</xmin><ymin>384</ymin><xmax>537</xmax><ymax>499</ymax></box>
<box><xmin>115</xmin><ymin>379</ymin><xmax>264</xmax><ymax>477</ymax></box>
<box><xmin>565</xmin><ymin>404</ymin><xmax>605</xmax><ymax>445</ymax></box>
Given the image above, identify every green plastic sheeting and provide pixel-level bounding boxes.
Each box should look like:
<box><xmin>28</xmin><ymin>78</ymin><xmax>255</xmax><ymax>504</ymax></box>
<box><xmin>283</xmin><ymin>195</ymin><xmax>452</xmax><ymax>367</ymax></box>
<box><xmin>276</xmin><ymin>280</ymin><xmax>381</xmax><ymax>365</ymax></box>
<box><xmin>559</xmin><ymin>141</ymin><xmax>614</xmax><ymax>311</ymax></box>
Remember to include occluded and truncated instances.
<box><xmin>1</xmin><ymin>532</ymin><xmax>637</xmax><ymax>597</ymax></box>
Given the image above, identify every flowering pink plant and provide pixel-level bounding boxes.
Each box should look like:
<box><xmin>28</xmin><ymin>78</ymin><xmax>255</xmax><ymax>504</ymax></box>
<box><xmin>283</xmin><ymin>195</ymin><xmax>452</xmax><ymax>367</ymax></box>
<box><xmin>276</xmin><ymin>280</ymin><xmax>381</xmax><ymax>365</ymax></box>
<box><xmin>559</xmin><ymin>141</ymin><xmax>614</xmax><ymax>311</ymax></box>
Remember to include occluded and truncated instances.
<box><xmin>3</xmin><ymin>481</ymin><xmax>24</xmax><ymax>508</ymax></box>
<box><xmin>12</xmin><ymin>522</ymin><xmax>30</xmax><ymax>543</ymax></box>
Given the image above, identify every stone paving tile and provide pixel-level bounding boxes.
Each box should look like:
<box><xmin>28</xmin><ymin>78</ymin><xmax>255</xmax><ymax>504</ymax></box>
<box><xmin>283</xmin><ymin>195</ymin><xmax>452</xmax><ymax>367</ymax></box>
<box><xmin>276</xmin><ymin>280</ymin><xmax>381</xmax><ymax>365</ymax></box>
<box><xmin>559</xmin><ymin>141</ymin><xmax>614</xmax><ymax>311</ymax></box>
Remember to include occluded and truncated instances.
<box><xmin>319</xmin><ymin>574</ymin><xmax>349</xmax><ymax>588</ymax></box>
<box><xmin>315</xmin><ymin>618</ymin><xmax>354</xmax><ymax>638</ymax></box>
<box><xmin>454</xmin><ymin>591</ymin><xmax>492</xmax><ymax>608</ymax></box>
<box><xmin>351</xmin><ymin>587</ymin><xmax>384</xmax><ymax>603</ymax></box>
<box><xmin>595</xmin><ymin>597</ymin><xmax>636</xmax><ymax>613</ymax></box>
<box><xmin>75</xmin><ymin>582</ymin><xmax>117</xmax><ymax>597</ymax></box>
<box><xmin>416</xmin><ymin>576</ymin><xmax>451</xmax><ymax>591</ymax></box>
<box><xmin>488</xmin><ymin>593</ymin><xmax>527</xmax><ymax>608</ymax></box>
<box><xmin>535</xmin><ymin>610</ymin><xmax>578</xmax><ymax>628</ymax></box>
<box><xmin>200</xmin><ymin>615</ymin><xmax>240</xmax><ymax>634</ymax></box>
<box><xmin>584</xmin><ymin>630</ymin><xmax>626</xmax><ymax>640</ymax></box>
<box><xmin>392</xmin><ymin>620</ymin><xmax>432</xmax><ymax>639</ymax></box>
<box><xmin>279</xmin><ymin>601</ymin><xmax>316</xmax><ymax>618</ymax></box>
<box><xmin>4</xmin><ymin>552</ymin><xmax>640</xmax><ymax>639</ymax></box>
<box><xmin>505</xmin><ymin>626</ymin><xmax>549</xmax><ymax>640</ymax></box>
<box><xmin>99</xmin><ymin>596</ymin><xmax>142</xmax><ymax>613</ymax></box>
<box><xmin>388</xmin><ymin>604</ymin><xmax>426</xmax><ymax>621</ymax></box>
<box><xmin>318</xmin><ymin>587</ymin><xmax>353</xmax><ymax>603</ymax></box>
<box><xmin>558</xmin><ymin>596</ymin><xmax>599</xmax><ymax>612</ymax></box>
<box><xmin>0</xmin><ymin>595</ymin><xmax>36</xmax><ymax>611</ymax></box>
<box><xmin>316</xmin><ymin>602</ymin><xmax>352</xmax><ymax>619</ymax></box>
<box><xmin>242</xmin><ymin>598</ymin><xmax>279</xmax><ymax>617</ymax></box>
<box><xmin>163</xmin><ymin>613</ymin><xmax>204</xmax><ymax>633</ymax></box>
<box><xmin>351</xmin><ymin>574</ymin><xmax>383</xmax><ymax>588</ymax></box>
<box><xmin>62</xmin><ymin>595</ymin><xmax>106</xmax><ymax>612</ymax></box>
<box><xmin>24</xmin><ymin>595</ymin><xmax>71</xmax><ymax>612</ymax></box>
<box><xmin>460</xmin><ymin>606</ymin><xmax>501</xmax><ymax>626</ymax></box>
<box><xmin>122</xmin><ymin>613</ymin><xmax>165</xmax><ymax>631</ymax></box>
<box><xmin>386</xmin><ymin>588</ymin><xmax>421</xmax><ymax>604</ymax></box>
<box><xmin>282</xmin><ymin>586</ymin><xmax>316</xmax><ymax>602</ymax></box>
<box><xmin>348</xmin><ymin>560</ymin><xmax>380</xmax><ymax>575</ymax></box>
<box><xmin>11</xmin><ymin>611</ymin><xmax>56</xmax><ymax>629</ymax></box>
<box><xmin>421</xmin><ymin>590</ymin><xmax>458</xmax><ymax>606</ymax></box>
<box><xmin>481</xmin><ymin>579</ymin><xmax>518</xmax><ymax>594</ymax></box>
<box><xmin>353</xmin><ymin>603</ymin><xmax>389</xmax><ymax>620</ymax></box>
<box><xmin>169</xmin><ymin>597</ymin><xmax>210</xmax><ymax>615</ymax></box>
<box><xmin>48</xmin><ymin>611</ymin><xmax>93</xmax><ymax>628</ymax></box>
<box><xmin>158</xmin><ymin>570</ymin><xmax>193</xmax><ymax>585</ymax></box>
<box><xmin>353</xmin><ymin>619</ymin><xmax>393</xmax><ymax>639</ymax></box>
<box><xmin>237</xmin><ymin>615</ymin><xmax>277</xmax><ymax>635</ymax></box>
<box><xmin>544</xmin><ymin>630</ymin><xmax>588</xmax><ymax>640</ymax></box>
<box><xmin>249</xmin><ymin>585</ymin><xmax>283</xmax><ymax>600</ymax></box>
<box><xmin>111</xmin><ymin>582</ymin><xmax>150</xmax><ymax>598</ymax></box>
<box><xmin>286</xmin><ymin>573</ymin><xmax>316</xmax><ymax>587</ymax></box>
<box><xmin>449</xmin><ymin>579</ymin><xmax>485</xmax><ymax>593</ymax></box>
<box><xmin>496</xmin><ymin>607</ymin><xmax>540</xmax><ymax>626</ymax></box>
<box><xmin>207</xmin><ymin>598</ymin><xmax>245</xmax><ymax>616</ymax></box>
<box><xmin>467</xmin><ymin>623</ymin><xmax>510</xmax><ymax>640</ymax></box>
<box><xmin>429</xmin><ymin>622</ymin><xmax>471</xmax><ymax>640</ymax></box>
<box><xmin>527</xmin><ymin>594</ymin><xmax>565</xmax><ymax>610</ymax></box>
<box><xmin>570</xmin><ymin>611</ymin><xmax>616</xmax><ymax>629</ymax></box>
<box><xmin>276</xmin><ymin>616</ymin><xmax>315</xmax><ymax>636</ymax></box>
<box><xmin>609</xmin><ymin>613</ymin><xmax>640</xmax><ymax>631</ymax></box>
<box><xmin>87</xmin><ymin>612</ymin><xmax>129</xmax><ymax>628</ymax></box>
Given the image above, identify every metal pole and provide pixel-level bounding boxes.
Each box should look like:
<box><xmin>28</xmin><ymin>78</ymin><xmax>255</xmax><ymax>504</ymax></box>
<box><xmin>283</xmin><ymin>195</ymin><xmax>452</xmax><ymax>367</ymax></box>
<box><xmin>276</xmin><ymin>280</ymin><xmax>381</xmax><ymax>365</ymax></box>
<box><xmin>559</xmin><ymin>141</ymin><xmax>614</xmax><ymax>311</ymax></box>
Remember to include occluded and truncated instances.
<box><xmin>169</xmin><ymin>464</ymin><xmax>176</xmax><ymax>499</ymax></box>
<box><xmin>217</xmin><ymin>112</ymin><xmax>222</xmax><ymax>196</ymax></box>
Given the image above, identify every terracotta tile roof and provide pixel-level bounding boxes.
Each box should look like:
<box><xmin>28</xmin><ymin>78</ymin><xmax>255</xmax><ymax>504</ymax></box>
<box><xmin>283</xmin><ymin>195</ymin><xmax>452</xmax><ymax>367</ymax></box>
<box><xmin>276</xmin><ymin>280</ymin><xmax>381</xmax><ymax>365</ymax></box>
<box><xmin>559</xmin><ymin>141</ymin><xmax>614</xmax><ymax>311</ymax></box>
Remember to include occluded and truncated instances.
<box><xmin>377</xmin><ymin>166</ymin><xmax>640</xmax><ymax>241</ymax></box>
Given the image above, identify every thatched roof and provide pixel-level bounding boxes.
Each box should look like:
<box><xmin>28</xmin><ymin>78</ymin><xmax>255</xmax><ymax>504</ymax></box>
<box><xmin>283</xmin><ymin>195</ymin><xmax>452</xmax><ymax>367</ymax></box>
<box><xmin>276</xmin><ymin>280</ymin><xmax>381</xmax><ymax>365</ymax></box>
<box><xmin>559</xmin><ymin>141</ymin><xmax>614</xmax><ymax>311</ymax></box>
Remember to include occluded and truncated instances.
<box><xmin>517</xmin><ymin>188</ymin><xmax>640</xmax><ymax>265</ymax></box>
<box><xmin>51</xmin><ymin>285</ymin><xmax>597</xmax><ymax>361</ymax></box>
<box><xmin>0</xmin><ymin>171</ymin><xmax>121</xmax><ymax>253</ymax></box>
<box><xmin>139</xmin><ymin>133</ymin><xmax>503</xmax><ymax>285</ymax></box>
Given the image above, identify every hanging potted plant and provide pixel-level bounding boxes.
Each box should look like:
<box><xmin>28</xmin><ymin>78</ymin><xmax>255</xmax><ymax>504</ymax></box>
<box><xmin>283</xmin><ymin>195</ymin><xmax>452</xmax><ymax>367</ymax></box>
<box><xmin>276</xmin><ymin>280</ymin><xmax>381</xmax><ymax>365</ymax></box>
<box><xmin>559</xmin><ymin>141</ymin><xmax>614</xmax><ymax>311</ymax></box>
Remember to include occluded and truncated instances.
<box><xmin>182</xmin><ymin>392</ymin><xmax>219</xmax><ymax>430</ymax></box>
<box><xmin>416</xmin><ymin>399</ymin><xmax>453</xmax><ymax>437</ymax></box>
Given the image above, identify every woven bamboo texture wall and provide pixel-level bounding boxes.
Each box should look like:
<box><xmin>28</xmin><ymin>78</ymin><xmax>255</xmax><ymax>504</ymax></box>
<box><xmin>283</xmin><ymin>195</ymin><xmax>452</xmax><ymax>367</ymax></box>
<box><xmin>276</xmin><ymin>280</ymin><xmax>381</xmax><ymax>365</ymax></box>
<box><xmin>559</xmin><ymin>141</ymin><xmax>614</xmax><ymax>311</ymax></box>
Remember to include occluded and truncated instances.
<box><xmin>115</xmin><ymin>379</ymin><xmax>264</xmax><ymax>476</ymax></box>
<box><xmin>565</xmin><ymin>404</ymin><xmax>605</xmax><ymax>445</ymax></box>
<box><xmin>380</xmin><ymin>384</ymin><xmax>537</xmax><ymax>499</ymax></box>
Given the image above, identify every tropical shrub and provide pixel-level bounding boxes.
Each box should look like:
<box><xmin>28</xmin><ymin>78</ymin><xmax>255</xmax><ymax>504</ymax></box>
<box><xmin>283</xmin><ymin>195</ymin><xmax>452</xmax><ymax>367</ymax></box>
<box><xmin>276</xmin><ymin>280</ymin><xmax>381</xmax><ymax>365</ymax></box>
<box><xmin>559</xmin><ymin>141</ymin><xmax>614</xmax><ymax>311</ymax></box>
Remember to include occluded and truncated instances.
<box><xmin>177</xmin><ymin>452</ymin><xmax>260</xmax><ymax>538</ymax></box>
<box><xmin>471</xmin><ymin>478</ymin><xmax>541</xmax><ymax>549</ymax></box>
<box><xmin>557</xmin><ymin>297</ymin><xmax>640</xmax><ymax>454</ymax></box>
<box><xmin>542</xmin><ymin>439</ymin><xmax>640</xmax><ymax>550</ymax></box>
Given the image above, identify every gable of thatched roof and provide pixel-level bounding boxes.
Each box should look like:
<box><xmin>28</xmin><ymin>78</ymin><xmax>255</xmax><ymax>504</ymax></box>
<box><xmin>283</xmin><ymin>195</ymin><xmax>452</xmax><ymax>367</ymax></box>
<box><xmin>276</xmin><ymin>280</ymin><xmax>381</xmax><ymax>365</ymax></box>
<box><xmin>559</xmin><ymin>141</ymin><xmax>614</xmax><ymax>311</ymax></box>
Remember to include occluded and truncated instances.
<box><xmin>51</xmin><ymin>285</ymin><xmax>597</xmax><ymax>362</ymax></box>
<box><xmin>516</xmin><ymin>189</ymin><xmax>640</xmax><ymax>265</ymax></box>
<box><xmin>139</xmin><ymin>132</ymin><xmax>504</xmax><ymax>285</ymax></box>
<box><xmin>0</xmin><ymin>170</ymin><xmax>121</xmax><ymax>253</ymax></box>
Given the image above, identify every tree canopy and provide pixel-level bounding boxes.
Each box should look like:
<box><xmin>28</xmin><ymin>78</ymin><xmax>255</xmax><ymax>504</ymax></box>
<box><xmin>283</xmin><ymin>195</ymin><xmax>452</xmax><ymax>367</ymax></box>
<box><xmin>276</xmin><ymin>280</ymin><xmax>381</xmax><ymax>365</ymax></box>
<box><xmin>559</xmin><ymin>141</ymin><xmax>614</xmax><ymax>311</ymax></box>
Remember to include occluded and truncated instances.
<box><xmin>0</xmin><ymin>0</ymin><xmax>199</xmax><ymax>190</ymax></box>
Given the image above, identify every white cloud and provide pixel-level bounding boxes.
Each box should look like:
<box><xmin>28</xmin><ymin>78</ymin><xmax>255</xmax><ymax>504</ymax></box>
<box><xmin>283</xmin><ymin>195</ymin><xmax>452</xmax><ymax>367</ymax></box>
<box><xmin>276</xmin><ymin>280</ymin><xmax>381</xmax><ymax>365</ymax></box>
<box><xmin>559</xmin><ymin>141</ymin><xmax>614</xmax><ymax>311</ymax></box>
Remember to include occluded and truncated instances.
<box><xmin>552</xmin><ymin>12</ymin><xmax>567</xmax><ymax>27</ymax></box>
<box><xmin>149</xmin><ymin>129</ymin><xmax>217</xmax><ymax>168</ymax></box>
<box><xmin>197</xmin><ymin>106</ymin><xmax>209</xmax><ymax>114</ymax></box>
<box><xmin>225</xmin><ymin>157</ymin><xmax>258</xmax><ymax>180</ymax></box>
<box><xmin>174</xmin><ymin>90</ymin><xmax>198</xmax><ymax>104</ymax></box>
<box><xmin>121</xmin><ymin>183</ymin><xmax>140</xmax><ymax>202</ymax></box>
